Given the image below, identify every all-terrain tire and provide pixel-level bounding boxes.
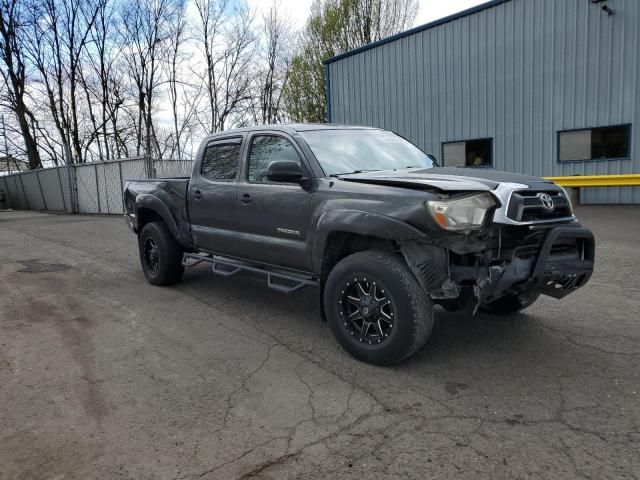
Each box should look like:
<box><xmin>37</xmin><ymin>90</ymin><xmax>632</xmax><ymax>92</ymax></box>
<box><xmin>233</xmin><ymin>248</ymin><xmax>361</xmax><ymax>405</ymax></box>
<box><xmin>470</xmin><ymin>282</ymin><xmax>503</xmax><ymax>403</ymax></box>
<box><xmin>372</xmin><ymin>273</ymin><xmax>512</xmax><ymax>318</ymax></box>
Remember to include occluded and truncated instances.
<box><xmin>138</xmin><ymin>221</ymin><xmax>184</xmax><ymax>286</ymax></box>
<box><xmin>480</xmin><ymin>292</ymin><xmax>540</xmax><ymax>315</ymax></box>
<box><xmin>324</xmin><ymin>250</ymin><xmax>434</xmax><ymax>366</ymax></box>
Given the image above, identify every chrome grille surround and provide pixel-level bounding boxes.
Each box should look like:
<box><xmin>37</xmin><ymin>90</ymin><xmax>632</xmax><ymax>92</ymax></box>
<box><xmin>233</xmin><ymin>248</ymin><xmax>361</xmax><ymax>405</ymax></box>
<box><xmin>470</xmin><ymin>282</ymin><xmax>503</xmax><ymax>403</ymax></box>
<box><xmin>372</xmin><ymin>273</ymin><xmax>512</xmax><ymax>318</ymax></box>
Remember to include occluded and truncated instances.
<box><xmin>491</xmin><ymin>182</ymin><xmax>576</xmax><ymax>226</ymax></box>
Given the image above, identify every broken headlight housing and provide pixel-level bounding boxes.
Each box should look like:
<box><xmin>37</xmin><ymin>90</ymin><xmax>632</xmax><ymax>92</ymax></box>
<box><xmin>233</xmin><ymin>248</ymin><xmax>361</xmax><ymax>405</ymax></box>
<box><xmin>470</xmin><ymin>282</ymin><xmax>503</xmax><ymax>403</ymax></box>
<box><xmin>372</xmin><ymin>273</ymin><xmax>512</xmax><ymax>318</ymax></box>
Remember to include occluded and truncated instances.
<box><xmin>426</xmin><ymin>193</ymin><xmax>496</xmax><ymax>233</ymax></box>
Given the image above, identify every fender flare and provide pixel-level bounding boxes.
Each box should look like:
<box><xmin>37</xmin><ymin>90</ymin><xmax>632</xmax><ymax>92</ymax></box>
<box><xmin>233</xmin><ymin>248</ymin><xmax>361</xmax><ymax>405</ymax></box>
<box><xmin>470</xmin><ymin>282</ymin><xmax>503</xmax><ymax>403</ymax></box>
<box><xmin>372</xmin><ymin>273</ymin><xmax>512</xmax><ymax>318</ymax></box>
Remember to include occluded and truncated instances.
<box><xmin>135</xmin><ymin>194</ymin><xmax>184</xmax><ymax>244</ymax></box>
<box><xmin>310</xmin><ymin>209</ymin><xmax>425</xmax><ymax>272</ymax></box>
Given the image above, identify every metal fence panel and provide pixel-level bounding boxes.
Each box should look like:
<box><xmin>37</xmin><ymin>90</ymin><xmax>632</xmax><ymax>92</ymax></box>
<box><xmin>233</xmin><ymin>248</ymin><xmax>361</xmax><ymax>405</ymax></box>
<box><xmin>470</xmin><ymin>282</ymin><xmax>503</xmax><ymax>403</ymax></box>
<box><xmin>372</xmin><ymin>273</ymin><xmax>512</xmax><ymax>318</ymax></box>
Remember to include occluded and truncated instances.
<box><xmin>20</xmin><ymin>171</ymin><xmax>46</xmax><ymax>210</ymax></box>
<box><xmin>6</xmin><ymin>175</ymin><xmax>27</xmax><ymax>209</ymax></box>
<box><xmin>75</xmin><ymin>164</ymin><xmax>100</xmax><ymax>213</ymax></box>
<box><xmin>0</xmin><ymin>175</ymin><xmax>9</xmax><ymax>208</ymax></box>
<box><xmin>37</xmin><ymin>168</ymin><xmax>67</xmax><ymax>211</ymax></box>
<box><xmin>58</xmin><ymin>167</ymin><xmax>73</xmax><ymax>213</ymax></box>
<box><xmin>102</xmin><ymin>162</ymin><xmax>124</xmax><ymax>213</ymax></box>
<box><xmin>120</xmin><ymin>159</ymin><xmax>147</xmax><ymax>185</ymax></box>
<box><xmin>2</xmin><ymin>157</ymin><xmax>192</xmax><ymax>215</ymax></box>
<box><xmin>153</xmin><ymin>159</ymin><xmax>193</xmax><ymax>178</ymax></box>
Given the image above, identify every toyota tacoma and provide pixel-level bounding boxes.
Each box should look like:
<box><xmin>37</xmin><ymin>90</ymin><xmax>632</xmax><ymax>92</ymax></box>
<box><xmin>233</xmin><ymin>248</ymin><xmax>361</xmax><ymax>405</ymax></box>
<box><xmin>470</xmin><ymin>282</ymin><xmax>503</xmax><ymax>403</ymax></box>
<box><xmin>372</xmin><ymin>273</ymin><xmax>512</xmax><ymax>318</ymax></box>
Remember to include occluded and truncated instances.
<box><xmin>123</xmin><ymin>125</ymin><xmax>595</xmax><ymax>365</ymax></box>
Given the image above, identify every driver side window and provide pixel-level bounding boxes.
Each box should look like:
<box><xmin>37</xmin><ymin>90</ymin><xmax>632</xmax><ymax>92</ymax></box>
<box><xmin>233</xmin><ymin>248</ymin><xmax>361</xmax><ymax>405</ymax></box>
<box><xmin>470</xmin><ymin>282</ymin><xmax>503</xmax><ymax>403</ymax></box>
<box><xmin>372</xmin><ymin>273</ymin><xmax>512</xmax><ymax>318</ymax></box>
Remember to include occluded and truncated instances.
<box><xmin>248</xmin><ymin>135</ymin><xmax>301</xmax><ymax>183</ymax></box>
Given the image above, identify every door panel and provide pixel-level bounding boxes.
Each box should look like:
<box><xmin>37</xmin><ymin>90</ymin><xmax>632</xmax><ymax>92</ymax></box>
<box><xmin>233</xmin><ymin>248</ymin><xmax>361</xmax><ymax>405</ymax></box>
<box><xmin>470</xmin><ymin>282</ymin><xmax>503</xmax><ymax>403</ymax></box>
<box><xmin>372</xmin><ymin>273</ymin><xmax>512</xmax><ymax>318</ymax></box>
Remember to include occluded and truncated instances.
<box><xmin>236</xmin><ymin>134</ymin><xmax>313</xmax><ymax>271</ymax></box>
<box><xmin>189</xmin><ymin>138</ymin><xmax>244</xmax><ymax>256</ymax></box>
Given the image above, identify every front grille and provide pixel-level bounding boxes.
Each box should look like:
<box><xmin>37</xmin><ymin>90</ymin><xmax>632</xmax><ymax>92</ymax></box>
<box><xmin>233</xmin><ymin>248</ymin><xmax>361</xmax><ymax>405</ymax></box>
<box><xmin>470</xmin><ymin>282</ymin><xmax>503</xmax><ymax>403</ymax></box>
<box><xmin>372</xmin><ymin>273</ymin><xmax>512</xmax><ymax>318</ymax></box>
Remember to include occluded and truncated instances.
<box><xmin>507</xmin><ymin>190</ymin><xmax>573</xmax><ymax>222</ymax></box>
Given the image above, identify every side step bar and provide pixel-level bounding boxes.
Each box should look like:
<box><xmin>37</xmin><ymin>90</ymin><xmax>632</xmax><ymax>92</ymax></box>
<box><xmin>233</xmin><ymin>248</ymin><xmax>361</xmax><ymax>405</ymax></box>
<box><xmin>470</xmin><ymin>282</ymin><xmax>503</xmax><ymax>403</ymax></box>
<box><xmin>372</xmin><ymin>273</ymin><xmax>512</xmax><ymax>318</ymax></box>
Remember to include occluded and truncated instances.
<box><xmin>182</xmin><ymin>253</ymin><xmax>318</xmax><ymax>294</ymax></box>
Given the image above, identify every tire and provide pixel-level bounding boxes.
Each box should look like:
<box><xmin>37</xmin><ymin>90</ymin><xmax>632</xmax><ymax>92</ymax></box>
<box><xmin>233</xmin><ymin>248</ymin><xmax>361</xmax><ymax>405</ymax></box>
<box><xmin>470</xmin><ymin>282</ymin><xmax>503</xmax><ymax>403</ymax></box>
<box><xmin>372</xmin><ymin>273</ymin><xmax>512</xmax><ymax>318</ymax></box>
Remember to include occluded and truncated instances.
<box><xmin>480</xmin><ymin>291</ymin><xmax>539</xmax><ymax>315</ymax></box>
<box><xmin>324</xmin><ymin>250</ymin><xmax>434</xmax><ymax>366</ymax></box>
<box><xmin>138</xmin><ymin>221</ymin><xmax>184</xmax><ymax>286</ymax></box>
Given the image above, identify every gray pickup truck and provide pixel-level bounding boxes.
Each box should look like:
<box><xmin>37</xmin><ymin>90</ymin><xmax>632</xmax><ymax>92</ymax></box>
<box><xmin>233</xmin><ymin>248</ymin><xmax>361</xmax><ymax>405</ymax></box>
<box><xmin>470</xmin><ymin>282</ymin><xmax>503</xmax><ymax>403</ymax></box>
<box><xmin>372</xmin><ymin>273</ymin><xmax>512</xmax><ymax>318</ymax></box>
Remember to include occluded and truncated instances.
<box><xmin>124</xmin><ymin>124</ymin><xmax>595</xmax><ymax>365</ymax></box>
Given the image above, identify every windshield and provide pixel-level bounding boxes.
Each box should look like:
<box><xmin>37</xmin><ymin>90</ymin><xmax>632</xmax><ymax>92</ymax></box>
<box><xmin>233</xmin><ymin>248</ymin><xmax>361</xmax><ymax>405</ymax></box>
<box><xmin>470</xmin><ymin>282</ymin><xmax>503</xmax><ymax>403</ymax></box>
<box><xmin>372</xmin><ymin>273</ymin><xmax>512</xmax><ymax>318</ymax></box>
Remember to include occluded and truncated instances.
<box><xmin>299</xmin><ymin>129</ymin><xmax>436</xmax><ymax>176</ymax></box>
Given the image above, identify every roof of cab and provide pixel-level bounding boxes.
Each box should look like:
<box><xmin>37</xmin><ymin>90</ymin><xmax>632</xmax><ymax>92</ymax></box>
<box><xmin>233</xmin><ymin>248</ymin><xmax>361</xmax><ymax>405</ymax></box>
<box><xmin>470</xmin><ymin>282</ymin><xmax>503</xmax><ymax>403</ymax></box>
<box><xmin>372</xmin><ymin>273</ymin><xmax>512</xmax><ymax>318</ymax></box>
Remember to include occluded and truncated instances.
<box><xmin>203</xmin><ymin>123</ymin><xmax>380</xmax><ymax>140</ymax></box>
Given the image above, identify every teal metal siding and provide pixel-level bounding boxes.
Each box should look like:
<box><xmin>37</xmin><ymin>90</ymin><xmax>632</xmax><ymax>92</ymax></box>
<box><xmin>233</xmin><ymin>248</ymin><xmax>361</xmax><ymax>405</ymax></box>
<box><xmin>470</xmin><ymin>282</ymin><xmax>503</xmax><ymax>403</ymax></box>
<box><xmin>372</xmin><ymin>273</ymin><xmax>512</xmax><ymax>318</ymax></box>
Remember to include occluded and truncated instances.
<box><xmin>327</xmin><ymin>0</ymin><xmax>640</xmax><ymax>203</ymax></box>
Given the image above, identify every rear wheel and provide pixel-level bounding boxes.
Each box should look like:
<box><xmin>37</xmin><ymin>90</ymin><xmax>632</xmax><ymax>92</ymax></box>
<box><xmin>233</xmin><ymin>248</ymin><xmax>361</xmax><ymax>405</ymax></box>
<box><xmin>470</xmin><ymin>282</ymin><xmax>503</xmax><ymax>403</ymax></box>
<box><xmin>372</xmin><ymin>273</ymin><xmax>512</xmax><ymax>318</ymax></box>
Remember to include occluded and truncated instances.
<box><xmin>324</xmin><ymin>250</ymin><xmax>433</xmax><ymax>366</ymax></box>
<box><xmin>480</xmin><ymin>291</ymin><xmax>539</xmax><ymax>315</ymax></box>
<box><xmin>138</xmin><ymin>221</ymin><xmax>184</xmax><ymax>286</ymax></box>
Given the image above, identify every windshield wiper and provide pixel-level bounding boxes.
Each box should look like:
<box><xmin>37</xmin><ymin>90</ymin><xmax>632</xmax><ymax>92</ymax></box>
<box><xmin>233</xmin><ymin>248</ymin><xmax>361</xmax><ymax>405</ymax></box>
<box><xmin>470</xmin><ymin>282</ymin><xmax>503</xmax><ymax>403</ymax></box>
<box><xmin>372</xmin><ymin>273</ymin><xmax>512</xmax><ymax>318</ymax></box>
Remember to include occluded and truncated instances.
<box><xmin>329</xmin><ymin>169</ymin><xmax>380</xmax><ymax>177</ymax></box>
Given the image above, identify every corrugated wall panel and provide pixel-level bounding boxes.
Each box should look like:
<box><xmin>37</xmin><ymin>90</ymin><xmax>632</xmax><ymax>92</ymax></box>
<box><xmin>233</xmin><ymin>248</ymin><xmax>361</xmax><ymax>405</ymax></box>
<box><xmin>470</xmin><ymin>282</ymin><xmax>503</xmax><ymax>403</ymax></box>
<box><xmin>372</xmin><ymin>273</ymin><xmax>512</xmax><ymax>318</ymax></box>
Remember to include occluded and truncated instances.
<box><xmin>328</xmin><ymin>0</ymin><xmax>640</xmax><ymax>204</ymax></box>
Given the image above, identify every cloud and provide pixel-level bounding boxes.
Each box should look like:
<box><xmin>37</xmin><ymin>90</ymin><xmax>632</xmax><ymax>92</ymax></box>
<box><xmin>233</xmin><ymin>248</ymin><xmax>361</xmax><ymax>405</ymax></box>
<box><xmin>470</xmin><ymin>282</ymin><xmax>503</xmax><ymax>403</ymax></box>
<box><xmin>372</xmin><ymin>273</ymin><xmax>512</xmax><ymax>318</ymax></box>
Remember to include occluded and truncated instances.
<box><xmin>246</xmin><ymin>0</ymin><xmax>488</xmax><ymax>30</ymax></box>
<box><xmin>416</xmin><ymin>0</ymin><xmax>488</xmax><ymax>26</ymax></box>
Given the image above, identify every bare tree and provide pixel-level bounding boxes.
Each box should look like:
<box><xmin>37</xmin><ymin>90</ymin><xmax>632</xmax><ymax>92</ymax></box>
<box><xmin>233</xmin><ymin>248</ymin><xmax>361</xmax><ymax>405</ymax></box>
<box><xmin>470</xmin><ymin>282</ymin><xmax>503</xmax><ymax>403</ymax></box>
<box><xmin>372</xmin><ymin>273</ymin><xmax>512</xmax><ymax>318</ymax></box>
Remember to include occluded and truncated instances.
<box><xmin>255</xmin><ymin>1</ymin><xmax>292</xmax><ymax>125</ymax></box>
<box><xmin>0</xmin><ymin>0</ymin><xmax>41</xmax><ymax>169</ymax></box>
<box><xmin>193</xmin><ymin>0</ymin><xmax>256</xmax><ymax>133</ymax></box>
<box><xmin>120</xmin><ymin>0</ymin><xmax>182</xmax><ymax>163</ymax></box>
<box><xmin>24</xmin><ymin>0</ymin><xmax>103</xmax><ymax>164</ymax></box>
<box><xmin>166</xmin><ymin>0</ymin><xmax>187</xmax><ymax>160</ymax></box>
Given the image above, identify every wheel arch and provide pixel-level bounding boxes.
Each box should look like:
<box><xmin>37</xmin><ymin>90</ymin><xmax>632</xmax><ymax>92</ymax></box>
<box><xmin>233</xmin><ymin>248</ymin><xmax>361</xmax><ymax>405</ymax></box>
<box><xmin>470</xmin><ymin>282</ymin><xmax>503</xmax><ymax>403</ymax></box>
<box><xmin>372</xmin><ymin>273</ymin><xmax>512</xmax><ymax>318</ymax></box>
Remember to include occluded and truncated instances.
<box><xmin>134</xmin><ymin>194</ymin><xmax>182</xmax><ymax>243</ymax></box>
<box><xmin>311</xmin><ymin>208</ymin><xmax>425</xmax><ymax>275</ymax></box>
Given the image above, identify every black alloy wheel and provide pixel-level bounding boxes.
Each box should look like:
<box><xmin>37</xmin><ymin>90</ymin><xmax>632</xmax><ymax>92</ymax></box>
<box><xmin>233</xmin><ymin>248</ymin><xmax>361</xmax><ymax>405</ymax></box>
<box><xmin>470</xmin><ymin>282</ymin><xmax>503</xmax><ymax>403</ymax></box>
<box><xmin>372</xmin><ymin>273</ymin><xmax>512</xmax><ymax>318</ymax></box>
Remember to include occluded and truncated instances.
<box><xmin>143</xmin><ymin>238</ymin><xmax>160</xmax><ymax>274</ymax></box>
<box><xmin>138</xmin><ymin>221</ymin><xmax>185</xmax><ymax>286</ymax></box>
<box><xmin>339</xmin><ymin>277</ymin><xmax>395</xmax><ymax>345</ymax></box>
<box><xmin>324</xmin><ymin>250</ymin><xmax>434</xmax><ymax>365</ymax></box>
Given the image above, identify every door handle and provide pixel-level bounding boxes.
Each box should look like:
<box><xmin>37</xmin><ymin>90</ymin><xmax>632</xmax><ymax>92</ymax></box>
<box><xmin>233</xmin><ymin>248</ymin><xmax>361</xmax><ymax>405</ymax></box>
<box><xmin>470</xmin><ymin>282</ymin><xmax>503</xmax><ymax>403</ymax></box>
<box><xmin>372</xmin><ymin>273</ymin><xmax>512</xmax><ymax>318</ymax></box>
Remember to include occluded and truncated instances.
<box><xmin>240</xmin><ymin>193</ymin><xmax>253</xmax><ymax>205</ymax></box>
<box><xmin>193</xmin><ymin>189</ymin><xmax>203</xmax><ymax>200</ymax></box>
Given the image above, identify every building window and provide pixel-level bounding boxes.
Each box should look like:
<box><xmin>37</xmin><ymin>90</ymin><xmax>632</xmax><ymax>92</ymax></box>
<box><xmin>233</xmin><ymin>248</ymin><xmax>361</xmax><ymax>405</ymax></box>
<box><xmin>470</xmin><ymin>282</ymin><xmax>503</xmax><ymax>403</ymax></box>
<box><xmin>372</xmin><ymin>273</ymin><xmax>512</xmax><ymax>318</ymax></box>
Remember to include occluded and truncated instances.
<box><xmin>558</xmin><ymin>125</ymin><xmax>631</xmax><ymax>162</ymax></box>
<box><xmin>248</xmin><ymin>135</ymin><xmax>301</xmax><ymax>183</ymax></box>
<box><xmin>442</xmin><ymin>138</ymin><xmax>492</xmax><ymax>167</ymax></box>
<box><xmin>201</xmin><ymin>140</ymin><xmax>241</xmax><ymax>180</ymax></box>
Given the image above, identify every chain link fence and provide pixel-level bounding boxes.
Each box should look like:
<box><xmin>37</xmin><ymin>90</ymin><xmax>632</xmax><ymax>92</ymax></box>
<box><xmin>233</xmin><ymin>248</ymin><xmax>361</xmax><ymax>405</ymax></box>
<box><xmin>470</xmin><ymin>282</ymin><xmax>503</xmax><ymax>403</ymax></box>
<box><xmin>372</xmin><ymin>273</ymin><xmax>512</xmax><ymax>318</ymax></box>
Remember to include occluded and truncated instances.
<box><xmin>0</xmin><ymin>158</ymin><xmax>193</xmax><ymax>214</ymax></box>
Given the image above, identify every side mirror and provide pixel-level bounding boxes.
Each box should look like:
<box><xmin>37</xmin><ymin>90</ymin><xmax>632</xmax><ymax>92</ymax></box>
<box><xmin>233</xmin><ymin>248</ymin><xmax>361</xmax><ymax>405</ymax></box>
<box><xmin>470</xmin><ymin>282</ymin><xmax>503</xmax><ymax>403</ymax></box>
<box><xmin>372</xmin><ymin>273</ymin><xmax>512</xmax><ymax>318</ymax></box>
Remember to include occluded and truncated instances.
<box><xmin>266</xmin><ymin>160</ymin><xmax>304</xmax><ymax>183</ymax></box>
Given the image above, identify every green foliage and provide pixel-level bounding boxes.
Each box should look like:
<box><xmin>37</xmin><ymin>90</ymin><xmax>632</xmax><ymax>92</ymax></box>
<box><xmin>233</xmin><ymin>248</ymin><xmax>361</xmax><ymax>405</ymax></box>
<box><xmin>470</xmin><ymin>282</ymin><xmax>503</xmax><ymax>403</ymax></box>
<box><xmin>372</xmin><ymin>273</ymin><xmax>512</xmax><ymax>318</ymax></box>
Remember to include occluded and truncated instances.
<box><xmin>284</xmin><ymin>0</ymin><xmax>417</xmax><ymax>123</ymax></box>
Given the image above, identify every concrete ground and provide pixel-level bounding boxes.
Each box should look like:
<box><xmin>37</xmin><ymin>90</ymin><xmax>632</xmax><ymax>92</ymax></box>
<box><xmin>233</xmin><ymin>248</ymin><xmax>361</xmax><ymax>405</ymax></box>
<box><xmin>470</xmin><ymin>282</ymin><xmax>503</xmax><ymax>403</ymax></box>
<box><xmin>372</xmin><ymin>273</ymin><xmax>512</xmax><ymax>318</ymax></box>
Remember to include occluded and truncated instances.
<box><xmin>0</xmin><ymin>206</ymin><xmax>638</xmax><ymax>480</ymax></box>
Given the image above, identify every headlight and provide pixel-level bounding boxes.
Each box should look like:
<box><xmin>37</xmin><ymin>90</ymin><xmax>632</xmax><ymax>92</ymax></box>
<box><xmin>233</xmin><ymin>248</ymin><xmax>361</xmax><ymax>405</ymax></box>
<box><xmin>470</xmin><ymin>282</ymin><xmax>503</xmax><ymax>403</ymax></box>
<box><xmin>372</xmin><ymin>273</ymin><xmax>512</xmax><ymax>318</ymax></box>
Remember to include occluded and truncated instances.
<box><xmin>426</xmin><ymin>193</ymin><xmax>496</xmax><ymax>233</ymax></box>
<box><xmin>559</xmin><ymin>186</ymin><xmax>574</xmax><ymax>214</ymax></box>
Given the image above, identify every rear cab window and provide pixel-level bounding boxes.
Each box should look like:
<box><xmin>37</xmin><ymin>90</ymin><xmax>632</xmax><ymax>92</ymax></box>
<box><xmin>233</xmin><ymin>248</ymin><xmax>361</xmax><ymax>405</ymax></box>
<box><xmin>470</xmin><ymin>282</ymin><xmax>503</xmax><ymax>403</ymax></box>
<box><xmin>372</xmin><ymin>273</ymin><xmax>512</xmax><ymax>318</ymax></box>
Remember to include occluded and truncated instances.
<box><xmin>200</xmin><ymin>138</ymin><xmax>243</xmax><ymax>181</ymax></box>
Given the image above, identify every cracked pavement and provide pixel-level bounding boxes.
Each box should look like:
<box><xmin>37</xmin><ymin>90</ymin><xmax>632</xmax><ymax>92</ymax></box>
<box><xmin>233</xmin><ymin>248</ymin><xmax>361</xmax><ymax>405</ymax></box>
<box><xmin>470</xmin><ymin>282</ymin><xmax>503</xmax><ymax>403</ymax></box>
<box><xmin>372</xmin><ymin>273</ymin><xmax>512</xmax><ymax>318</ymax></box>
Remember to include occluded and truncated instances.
<box><xmin>0</xmin><ymin>206</ymin><xmax>638</xmax><ymax>479</ymax></box>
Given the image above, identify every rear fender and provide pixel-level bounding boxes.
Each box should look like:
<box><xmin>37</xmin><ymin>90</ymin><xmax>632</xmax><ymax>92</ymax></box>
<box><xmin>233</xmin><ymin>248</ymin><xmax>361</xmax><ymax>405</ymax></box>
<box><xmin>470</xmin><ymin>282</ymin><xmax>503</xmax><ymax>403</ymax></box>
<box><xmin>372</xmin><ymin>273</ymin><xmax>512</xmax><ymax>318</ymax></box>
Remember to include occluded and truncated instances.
<box><xmin>135</xmin><ymin>194</ymin><xmax>187</xmax><ymax>246</ymax></box>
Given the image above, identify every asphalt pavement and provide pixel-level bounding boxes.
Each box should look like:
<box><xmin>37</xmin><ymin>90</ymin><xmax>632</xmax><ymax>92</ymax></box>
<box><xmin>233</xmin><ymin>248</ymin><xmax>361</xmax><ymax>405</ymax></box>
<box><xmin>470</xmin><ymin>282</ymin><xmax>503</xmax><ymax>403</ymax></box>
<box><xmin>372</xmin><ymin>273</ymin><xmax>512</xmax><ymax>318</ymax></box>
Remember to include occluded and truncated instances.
<box><xmin>0</xmin><ymin>206</ymin><xmax>638</xmax><ymax>479</ymax></box>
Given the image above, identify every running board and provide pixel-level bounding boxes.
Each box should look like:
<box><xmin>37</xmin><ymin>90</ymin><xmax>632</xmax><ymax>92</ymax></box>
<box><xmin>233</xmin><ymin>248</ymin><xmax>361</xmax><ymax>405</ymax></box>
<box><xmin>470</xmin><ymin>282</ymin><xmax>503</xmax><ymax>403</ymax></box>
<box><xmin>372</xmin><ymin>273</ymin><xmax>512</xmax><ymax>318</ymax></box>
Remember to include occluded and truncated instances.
<box><xmin>182</xmin><ymin>253</ymin><xmax>318</xmax><ymax>294</ymax></box>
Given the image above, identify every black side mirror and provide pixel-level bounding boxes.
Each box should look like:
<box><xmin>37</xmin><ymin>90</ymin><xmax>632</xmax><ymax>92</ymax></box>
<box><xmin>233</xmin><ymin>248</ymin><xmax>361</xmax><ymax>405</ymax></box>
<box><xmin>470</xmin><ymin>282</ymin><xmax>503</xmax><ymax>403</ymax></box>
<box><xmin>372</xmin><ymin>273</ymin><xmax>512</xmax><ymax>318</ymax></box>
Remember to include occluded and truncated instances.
<box><xmin>267</xmin><ymin>160</ymin><xmax>304</xmax><ymax>183</ymax></box>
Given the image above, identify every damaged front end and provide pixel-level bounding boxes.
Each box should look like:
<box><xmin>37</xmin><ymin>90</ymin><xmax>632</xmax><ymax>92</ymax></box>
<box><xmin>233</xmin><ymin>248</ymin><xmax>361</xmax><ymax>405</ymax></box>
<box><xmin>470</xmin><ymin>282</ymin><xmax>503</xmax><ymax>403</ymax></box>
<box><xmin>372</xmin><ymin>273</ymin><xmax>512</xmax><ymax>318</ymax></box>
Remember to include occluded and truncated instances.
<box><xmin>401</xmin><ymin>223</ymin><xmax>595</xmax><ymax>314</ymax></box>
<box><xmin>400</xmin><ymin>182</ymin><xmax>595</xmax><ymax>313</ymax></box>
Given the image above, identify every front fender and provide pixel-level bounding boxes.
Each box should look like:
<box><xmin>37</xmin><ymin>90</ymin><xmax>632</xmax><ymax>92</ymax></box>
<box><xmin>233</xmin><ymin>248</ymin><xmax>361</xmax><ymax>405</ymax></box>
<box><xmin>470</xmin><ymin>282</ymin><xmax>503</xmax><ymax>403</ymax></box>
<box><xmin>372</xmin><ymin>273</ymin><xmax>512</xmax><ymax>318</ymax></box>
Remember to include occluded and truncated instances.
<box><xmin>310</xmin><ymin>208</ymin><xmax>425</xmax><ymax>272</ymax></box>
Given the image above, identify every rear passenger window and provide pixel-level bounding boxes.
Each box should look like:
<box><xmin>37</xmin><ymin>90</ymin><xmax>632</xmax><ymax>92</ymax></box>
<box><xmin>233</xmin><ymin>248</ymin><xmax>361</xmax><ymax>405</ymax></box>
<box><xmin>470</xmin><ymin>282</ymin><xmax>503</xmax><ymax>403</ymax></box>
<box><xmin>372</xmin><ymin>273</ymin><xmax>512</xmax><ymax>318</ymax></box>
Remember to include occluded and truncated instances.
<box><xmin>201</xmin><ymin>141</ymin><xmax>241</xmax><ymax>180</ymax></box>
<box><xmin>248</xmin><ymin>135</ymin><xmax>301</xmax><ymax>183</ymax></box>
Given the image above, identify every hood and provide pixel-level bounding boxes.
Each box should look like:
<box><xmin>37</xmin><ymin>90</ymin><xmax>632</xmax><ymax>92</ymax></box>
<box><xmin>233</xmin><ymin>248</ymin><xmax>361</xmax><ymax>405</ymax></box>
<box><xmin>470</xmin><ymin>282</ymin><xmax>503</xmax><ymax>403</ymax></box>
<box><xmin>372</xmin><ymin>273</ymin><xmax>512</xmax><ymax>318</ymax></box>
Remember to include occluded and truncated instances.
<box><xmin>339</xmin><ymin>167</ymin><xmax>554</xmax><ymax>192</ymax></box>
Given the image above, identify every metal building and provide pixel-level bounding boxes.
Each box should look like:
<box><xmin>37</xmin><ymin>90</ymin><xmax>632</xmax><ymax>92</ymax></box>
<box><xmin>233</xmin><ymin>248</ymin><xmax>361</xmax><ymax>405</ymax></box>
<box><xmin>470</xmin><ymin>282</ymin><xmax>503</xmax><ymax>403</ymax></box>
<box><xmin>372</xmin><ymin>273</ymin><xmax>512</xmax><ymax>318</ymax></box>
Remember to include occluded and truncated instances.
<box><xmin>324</xmin><ymin>0</ymin><xmax>640</xmax><ymax>204</ymax></box>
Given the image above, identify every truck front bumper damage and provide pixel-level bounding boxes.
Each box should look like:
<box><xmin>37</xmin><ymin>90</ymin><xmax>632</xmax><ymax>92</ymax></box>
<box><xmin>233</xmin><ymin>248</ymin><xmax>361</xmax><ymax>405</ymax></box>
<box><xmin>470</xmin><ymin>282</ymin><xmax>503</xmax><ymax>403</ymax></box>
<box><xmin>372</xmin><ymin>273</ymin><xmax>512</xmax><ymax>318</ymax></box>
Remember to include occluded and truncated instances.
<box><xmin>453</xmin><ymin>225</ymin><xmax>595</xmax><ymax>304</ymax></box>
<box><xmin>402</xmin><ymin>225</ymin><xmax>595</xmax><ymax>307</ymax></box>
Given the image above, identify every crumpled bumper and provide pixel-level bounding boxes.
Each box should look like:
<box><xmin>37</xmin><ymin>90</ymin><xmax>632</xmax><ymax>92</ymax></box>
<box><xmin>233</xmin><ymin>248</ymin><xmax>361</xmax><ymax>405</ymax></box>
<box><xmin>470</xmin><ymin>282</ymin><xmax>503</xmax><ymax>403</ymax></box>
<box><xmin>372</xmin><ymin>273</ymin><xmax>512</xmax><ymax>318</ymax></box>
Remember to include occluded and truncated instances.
<box><xmin>449</xmin><ymin>224</ymin><xmax>595</xmax><ymax>303</ymax></box>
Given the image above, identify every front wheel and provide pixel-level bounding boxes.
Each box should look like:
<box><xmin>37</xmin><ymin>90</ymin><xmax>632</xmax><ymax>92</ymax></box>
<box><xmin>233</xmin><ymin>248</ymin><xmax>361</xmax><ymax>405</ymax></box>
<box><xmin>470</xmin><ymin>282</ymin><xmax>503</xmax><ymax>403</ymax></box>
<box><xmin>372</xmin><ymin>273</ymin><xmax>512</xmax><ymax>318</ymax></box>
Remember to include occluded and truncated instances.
<box><xmin>324</xmin><ymin>250</ymin><xmax>434</xmax><ymax>366</ymax></box>
<box><xmin>138</xmin><ymin>221</ymin><xmax>184</xmax><ymax>286</ymax></box>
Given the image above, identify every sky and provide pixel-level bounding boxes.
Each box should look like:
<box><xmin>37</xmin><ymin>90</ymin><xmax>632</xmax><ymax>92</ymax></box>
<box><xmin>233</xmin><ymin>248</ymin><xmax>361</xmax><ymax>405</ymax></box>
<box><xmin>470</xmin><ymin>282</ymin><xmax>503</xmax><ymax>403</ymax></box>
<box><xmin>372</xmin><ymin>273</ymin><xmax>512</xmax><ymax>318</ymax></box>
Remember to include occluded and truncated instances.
<box><xmin>246</xmin><ymin>0</ymin><xmax>489</xmax><ymax>31</ymax></box>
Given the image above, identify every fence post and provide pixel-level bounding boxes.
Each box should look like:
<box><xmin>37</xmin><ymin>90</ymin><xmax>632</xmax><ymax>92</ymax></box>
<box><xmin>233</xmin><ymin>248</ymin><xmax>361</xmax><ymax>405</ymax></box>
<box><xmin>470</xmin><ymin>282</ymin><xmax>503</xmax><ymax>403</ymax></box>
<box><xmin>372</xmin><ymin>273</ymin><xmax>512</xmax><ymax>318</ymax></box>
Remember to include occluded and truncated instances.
<box><xmin>102</xmin><ymin>163</ymin><xmax>110</xmax><ymax>213</ymax></box>
<box><xmin>94</xmin><ymin>163</ymin><xmax>101</xmax><ymax>213</ymax></box>
<box><xmin>17</xmin><ymin>172</ymin><xmax>30</xmax><ymax>210</ymax></box>
<box><xmin>65</xmin><ymin>144</ymin><xmax>77</xmax><ymax>213</ymax></box>
<box><xmin>55</xmin><ymin>166</ymin><xmax>67</xmax><ymax>212</ymax></box>
<box><xmin>118</xmin><ymin>161</ymin><xmax>125</xmax><ymax>212</ymax></box>
<box><xmin>144</xmin><ymin>154</ymin><xmax>155</xmax><ymax>179</ymax></box>
<box><xmin>35</xmin><ymin>170</ymin><xmax>48</xmax><ymax>210</ymax></box>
